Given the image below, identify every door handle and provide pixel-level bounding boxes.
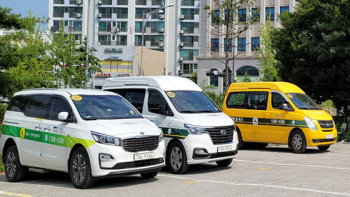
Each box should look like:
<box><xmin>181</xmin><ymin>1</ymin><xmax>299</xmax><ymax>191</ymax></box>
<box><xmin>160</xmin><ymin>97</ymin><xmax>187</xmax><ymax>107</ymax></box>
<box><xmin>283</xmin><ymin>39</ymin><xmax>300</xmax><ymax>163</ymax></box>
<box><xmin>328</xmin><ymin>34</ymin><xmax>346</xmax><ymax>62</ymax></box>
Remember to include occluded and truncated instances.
<box><xmin>35</xmin><ymin>126</ymin><xmax>42</xmax><ymax>130</ymax></box>
<box><xmin>44</xmin><ymin>126</ymin><xmax>51</xmax><ymax>132</ymax></box>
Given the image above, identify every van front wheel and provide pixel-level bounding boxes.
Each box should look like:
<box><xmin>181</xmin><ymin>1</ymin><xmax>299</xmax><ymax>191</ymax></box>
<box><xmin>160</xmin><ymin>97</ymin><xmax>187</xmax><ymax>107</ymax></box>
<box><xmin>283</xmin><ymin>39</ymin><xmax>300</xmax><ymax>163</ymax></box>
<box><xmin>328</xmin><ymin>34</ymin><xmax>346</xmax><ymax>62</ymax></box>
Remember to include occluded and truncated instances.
<box><xmin>290</xmin><ymin>130</ymin><xmax>307</xmax><ymax>153</ymax></box>
<box><xmin>69</xmin><ymin>147</ymin><xmax>94</xmax><ymax>189</ymax></box>
<box><xmin>167</xmin><ymin>141</ymin><xmax>189</xmax><ymax>174</ymax></box>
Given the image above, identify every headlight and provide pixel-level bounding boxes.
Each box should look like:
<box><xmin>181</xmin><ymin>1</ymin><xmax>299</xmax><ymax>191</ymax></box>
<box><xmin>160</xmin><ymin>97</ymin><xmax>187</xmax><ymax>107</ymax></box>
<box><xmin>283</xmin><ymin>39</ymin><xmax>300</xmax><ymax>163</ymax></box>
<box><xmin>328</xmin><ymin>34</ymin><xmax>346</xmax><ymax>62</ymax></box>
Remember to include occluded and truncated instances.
<box><xmin>304</xmin><ymin>116</ymin><xmax>318</xmax><ymax>131</ymax></box>
<box><xmin>159</xmin><ymin>131</ymin><xmax>164</xmax><ymax>142</ymax></box>
<box><xmin>91</xmin><ymin>131</ymin><xmax>121</xmax><ymax>146</ymax></box>
<box><xmin>184</xmin><ymin>124</ymin><xmax>206</xmax><ymax>135</ymax></box>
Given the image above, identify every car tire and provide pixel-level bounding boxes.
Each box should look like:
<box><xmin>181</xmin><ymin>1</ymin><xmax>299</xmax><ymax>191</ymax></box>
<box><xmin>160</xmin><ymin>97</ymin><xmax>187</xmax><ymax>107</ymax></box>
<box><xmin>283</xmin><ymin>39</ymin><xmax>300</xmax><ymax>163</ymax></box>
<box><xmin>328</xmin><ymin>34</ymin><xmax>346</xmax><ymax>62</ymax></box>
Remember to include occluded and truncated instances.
<box><xmin>69</xmin><ymin>147</ymin><xmax>94</xmax><ymax>189</ymax></box>
<box><xmin>216</xmin><ymin>159</ymin><xmax>233</xmax><ymax>167</ymax></box>
<box><xmin>255</xmin><ymin>143</ymin><xmax>268</xmax><ymax>149</ymax></box>
<box><xmin>167</xmin><ymin>141</ymin><xmax>189</xmax><ymax>174</ymax></box>
<box><xmin>4</xmin><ymin>145</ymin><xmax>27</xmax><ymax>182</ymax></box>
<box><xmin>237</xmin><ymin>129</ymin><xmax>244</xmax><ymax>150</ymax></box>
<box><xmin>140</xmin><ymin>171</ymin><xmax>158</xmax><ymax>179</ymax></box>
<box><xmin>318</xmin><ymin>145</ymin><xmax>330</xmax><ymax>151</ymax></box>
<box><xmin>290</xmin><ymin>130</ymin><xmax>307</xmax><ymax>153</ymax></box>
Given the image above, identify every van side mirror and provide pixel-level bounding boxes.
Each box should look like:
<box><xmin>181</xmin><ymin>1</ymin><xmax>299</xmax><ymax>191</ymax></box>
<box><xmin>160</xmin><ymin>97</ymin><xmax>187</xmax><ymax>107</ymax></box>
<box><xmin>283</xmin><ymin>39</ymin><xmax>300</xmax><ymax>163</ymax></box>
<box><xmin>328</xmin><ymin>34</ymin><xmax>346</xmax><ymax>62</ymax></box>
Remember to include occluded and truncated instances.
<box><xmin>58</xmin><ymin>112</ymin><xmax>69</xmax><ymax>121</ymax></box>
<box><xmin>282</xmin><ymin>103</ymin><xmax>293</xmax><ymax>111</ymax></box>
<box><xmin>159</xmin><ymin>105</ymin><xmax>166</xmax><ymax>115</ymax></box>
<box><xmin>159</xmin><ymin>105</ymin><xmax>173</xmax><ymax>116</ymax></box>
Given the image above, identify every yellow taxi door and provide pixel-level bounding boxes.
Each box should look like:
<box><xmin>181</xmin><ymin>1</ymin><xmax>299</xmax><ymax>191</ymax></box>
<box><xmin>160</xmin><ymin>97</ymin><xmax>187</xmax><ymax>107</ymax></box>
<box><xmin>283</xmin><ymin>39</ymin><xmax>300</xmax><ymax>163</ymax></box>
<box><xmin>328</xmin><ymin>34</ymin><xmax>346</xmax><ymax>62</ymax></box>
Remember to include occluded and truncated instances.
<box><xmin>266</xmin><ymin>92</ymin><xmax>293</xmax><ymax>144</ymax></box>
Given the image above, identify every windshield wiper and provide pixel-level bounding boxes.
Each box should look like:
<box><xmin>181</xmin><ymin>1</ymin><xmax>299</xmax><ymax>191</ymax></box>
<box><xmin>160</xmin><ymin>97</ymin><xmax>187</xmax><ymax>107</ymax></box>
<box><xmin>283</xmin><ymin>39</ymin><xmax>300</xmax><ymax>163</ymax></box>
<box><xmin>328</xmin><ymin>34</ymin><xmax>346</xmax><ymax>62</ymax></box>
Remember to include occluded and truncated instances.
<box><xmin>84</xmin><ymin>118</ymin><xmax>97</xmax><ymax>120</ymax></box>
<box><xmin>196</xmin><ymin>110</ymin><xmax>217</xmax><ymax>113</ymax></box>
<box><xmin>298</xmin><ymin>107</ymin><xmax>309</xmax><ymax>109</ymax></box>
<box><xmin>179</xmin><ymin>110</ymin><xmax>197</xmax><ymax>113</ymax></box>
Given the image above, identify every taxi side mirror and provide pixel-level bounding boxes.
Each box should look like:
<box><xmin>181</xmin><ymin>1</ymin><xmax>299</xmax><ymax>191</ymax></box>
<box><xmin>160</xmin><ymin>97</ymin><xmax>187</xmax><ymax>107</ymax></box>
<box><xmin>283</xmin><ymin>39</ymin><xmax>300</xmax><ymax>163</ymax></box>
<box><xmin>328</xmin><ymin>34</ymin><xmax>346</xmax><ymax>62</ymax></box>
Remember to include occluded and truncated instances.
<box><xmin>58</xmin><ymin>112</ymin><xmax>69</xmax><ymax>121</ymax></box>
<box><xmin>282</xmin><ymin>103</ymin><xmax>294</xmax><ymax>111</ymax></box>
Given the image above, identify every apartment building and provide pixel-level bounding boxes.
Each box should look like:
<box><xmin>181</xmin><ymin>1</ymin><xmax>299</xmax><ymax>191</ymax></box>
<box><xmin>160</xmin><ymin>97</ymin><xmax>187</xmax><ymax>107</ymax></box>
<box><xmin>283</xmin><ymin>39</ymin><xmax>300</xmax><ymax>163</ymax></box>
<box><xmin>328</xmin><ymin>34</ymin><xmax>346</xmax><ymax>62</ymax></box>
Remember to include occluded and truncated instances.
<box><xmin>197</xmin><ymin>0</ymin><xmax>296</xmax><ymax>94</ymax></box>
<box><xmin>48</xmin><ymin>0</ymin><xmax>200</xmax><ymax>88</ymax></box>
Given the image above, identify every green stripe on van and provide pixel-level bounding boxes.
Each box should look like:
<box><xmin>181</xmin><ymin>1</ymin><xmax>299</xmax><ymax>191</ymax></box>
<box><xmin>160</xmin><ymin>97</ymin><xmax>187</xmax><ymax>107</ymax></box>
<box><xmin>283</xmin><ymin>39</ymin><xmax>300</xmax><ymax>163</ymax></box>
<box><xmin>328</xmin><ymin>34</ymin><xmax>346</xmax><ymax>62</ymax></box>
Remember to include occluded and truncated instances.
<box><xmin>161</xmin><ymin>127</ymin><xmax>189</xmax><ymax>139</ymax></box>
<box><xmin>231</xmin><ymin>117</ymin><xmax>308</xmax><ymax>128</ymax></box>
<box><xmin>2</xmin><ymin>124</ymin><xmax>95</xmax><ymax>149</ymax></box>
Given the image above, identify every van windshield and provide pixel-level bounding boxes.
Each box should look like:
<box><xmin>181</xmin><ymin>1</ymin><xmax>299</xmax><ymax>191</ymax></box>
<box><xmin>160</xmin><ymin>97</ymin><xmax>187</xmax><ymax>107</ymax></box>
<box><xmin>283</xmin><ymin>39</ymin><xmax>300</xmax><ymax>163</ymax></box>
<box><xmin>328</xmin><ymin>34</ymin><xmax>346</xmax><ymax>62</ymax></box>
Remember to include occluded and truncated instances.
<box><xmin>287</xmin><ymin>93</ymin><xmax>321</xmax><ymax>110</ymax></box>
<box><xmin>72</xmin><ymin>95</ymin><xmax>143</xmax><ymax>120</ymax></box>
<box><xmin>165</xmin><ymin>91</ymin><xmax>220</xmax><ymax>113</ymax></box>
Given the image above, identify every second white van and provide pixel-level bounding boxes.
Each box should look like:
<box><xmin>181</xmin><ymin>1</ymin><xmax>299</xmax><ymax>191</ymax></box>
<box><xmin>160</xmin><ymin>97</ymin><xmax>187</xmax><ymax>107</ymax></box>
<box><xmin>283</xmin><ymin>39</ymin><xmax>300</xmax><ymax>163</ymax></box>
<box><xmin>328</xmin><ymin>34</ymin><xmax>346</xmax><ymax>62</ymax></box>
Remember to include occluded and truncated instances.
<box><xmin>102</xmin><ymin>76</ymin><xmax>238</xmax><ymax>174</ymax></box>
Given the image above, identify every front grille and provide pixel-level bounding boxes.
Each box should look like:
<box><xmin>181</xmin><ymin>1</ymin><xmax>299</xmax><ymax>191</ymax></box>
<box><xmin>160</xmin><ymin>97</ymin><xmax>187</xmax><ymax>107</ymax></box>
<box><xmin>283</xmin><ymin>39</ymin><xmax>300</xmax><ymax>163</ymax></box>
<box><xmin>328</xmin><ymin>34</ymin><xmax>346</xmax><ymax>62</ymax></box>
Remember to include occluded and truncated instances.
<box><xmin>318</xmin><ymin>120</ymin><xmax>334</xmax><ymax>129</ymax></box>
<box><xmin>123</xmin><ymin>136</ymin><xmax>158</xmax><ymax>152</ymax></box>
<box><xmin>206</xmin><ymin>125</ymin><xmax>234</xmax><ymax>145</ymax></box>
<box><xmin>312</xmin><ymin>138</ymin><xmax>336</xmax><ymax>143</ymax></box>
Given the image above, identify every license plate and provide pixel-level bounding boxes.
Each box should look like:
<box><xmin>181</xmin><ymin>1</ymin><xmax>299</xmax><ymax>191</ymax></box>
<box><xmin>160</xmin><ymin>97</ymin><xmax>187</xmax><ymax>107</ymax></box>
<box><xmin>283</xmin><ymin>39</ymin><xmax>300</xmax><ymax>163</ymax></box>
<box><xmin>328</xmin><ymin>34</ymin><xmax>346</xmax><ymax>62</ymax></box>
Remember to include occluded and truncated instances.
<box><xmin>134</xmin><ymin>153</ymin><xmax>154</xmax><ymax>161</ymax></box>
<box><xmin>326</xmin><ymin>134</ymin><xmax>334</xmax><ymax>139</ymax></box>
<box><xmin>218</xmin><ymin>146</ymin><xmax>232</xmax><ymax>153</ymax></box>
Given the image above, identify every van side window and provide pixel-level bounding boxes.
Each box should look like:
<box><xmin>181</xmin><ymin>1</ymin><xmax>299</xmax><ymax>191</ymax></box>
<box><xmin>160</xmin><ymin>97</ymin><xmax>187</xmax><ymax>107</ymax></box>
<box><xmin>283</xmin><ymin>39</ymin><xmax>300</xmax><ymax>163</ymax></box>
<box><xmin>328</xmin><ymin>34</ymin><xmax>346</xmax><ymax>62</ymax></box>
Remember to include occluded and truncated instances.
<box><xmin>49</xmin><ymin>97</ymin><xmax>71</xmax><ymax>121</ymax></box>
<box><xmin>247</xmin><ymin>92</ymin><xmax>268</xmax><ymax>110</ymax></box>
<box><xmin>272</xmin><ymin>92</ymin><xmax>288</xmax><ymax>109</ymax></box>
<box><xmin>226</xmin><ymin>92</ymin><xmax>246</xmax><ymax>108</ymax></box>
<box><xmin>7</xmin><ymin>95</ymin><xmax>31</xmax><ymax>112</ymax></box>
<box><xmin>148</xmin><ymin>90</ymin><xmax>167</xmax><ymax>114</ymax></box>
<box><xmin>122</xmin><ymin>89</ymin><xmax>146</xmax><ymax>113</ymax></box>
<box><xmin>25</xmin><ymin>95</ymin><xmax>52</xmax><ymax>119</ymax></box>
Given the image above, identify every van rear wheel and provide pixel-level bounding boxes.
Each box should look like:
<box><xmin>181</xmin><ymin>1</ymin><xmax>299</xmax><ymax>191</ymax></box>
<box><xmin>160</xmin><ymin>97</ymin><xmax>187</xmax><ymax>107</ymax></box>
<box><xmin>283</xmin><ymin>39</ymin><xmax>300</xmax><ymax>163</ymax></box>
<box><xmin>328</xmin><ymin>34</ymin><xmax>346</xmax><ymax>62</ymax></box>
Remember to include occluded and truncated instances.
<box><xmin>69</xmin><ymin>147</ymin><xmax>94</xmax><ymax>189</ymax></box>
<box><xmin>290</xmin><ymin>130</ymin><xmax>307</xmax><ymax>153</ymax></box>
<box><xmin>318</xmin><ymin>145</ymin><xmax>330</xmax><ymax>151</ymax></box>
<box><xmin>4</xmin><ymin>145</ymin><xmax>26</xmax><ymax>182</ymax></box>
<box><xmin>237</xmin><ymin>129</ymin><xmax>244</xmax><ymax>149</ymax></box>
<box><xmin>167</xmin><ymin>141</ymin><xmax>189</xmax><ymax>174</ymax></box>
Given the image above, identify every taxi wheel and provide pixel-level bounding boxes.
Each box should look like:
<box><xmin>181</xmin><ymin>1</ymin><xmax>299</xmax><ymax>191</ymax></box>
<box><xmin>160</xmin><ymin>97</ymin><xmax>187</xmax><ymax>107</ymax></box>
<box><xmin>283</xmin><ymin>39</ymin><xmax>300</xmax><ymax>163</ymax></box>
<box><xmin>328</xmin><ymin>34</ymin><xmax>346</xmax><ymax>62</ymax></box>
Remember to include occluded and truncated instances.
<box><xmin>167</xmin><ymin>141</ymin><xmax>189</xmax><ymax>174</ymax></box>
<box><xmin>4</xmin><ymin>145</ymin><xmax>26</xmax><ymax>182</ymax></box>
<box><xmin>70</xmin><ymin>147</ymin><xmax>94</xmax><ymax>189</ymax></box>
<box><xmin>318</xmin><ymin>145</ymin><xmax>330</xmax><ymax>151</ymax></box>
<box><xmin>216</xmin><ymin>159</ymin><xmax>233</xmax><ymax>167</ymax></box>
<box><xmin>140</xmin><ymin>171</ymin><xmax>158</xmax><ymax>179</ymax></box>
<box><xmin>237</xmin><ymin>129</ymin><xmax>244</xmax><ymax>149</ymax></box>
<box><xmin>255</xmin><ymin>143</ymin><xmax>268</xmax><ymax>149</ymax></box>
<box><xmin>290</xmin><ymin>130</ymin><xmax>306</xmax><ymax>153</ymax></box>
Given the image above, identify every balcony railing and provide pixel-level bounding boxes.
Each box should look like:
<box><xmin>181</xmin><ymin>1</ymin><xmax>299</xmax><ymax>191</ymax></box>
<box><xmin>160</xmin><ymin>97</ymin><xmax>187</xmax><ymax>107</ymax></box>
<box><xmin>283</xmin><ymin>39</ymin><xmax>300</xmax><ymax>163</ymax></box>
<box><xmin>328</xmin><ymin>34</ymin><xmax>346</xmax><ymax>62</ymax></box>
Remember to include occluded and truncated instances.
<box><xmin>116</xmin><ymin>41</ymin><xmax>127</xmax><ymax>45</ymax></box>
<box><xmin>135</xmin><ymin>27</ymin><xmax>142</xmax><ymax>33</ymax></box>
<box><xmin>182</xmin><ymin>69</ymin><xmax>193</xmax><ymax>74</ymax></box>
<box><xmin>53</xmin><ymin>13</ymin><xmax>64</xmax><ymax>17</ymax></box>
<box><xmin>117</xmin><ymin>14</ymin><xmax>128</xmax><ymax>19</ymax></box>
<box><xmin>182</xmin><ymin>56</ymin><xmax>194</xmax><ymax>60</ymax></box>
<box><xmin>69</xmin><ymin>27</ymin><xmax>83</xmax><ymax>32</ymax></box>
<box><xmin>99</xmin><ymin>41</ymin><xmax>111</xmax><ymax>45</ymax></box>
<box><xmin>135</xmin><ymin>14</ymin><xmax>143</xmax><ymax>19</ymax></box>
<box><xmin>150</xmin><ymin>41</ymin><xmax>162</xmax><ymax>46</ymax></box>
<box><xmin>120</xmin><ymin>27</ymin><xmax>127</xmax><ymax>32</ymax></box>
<box><xmin>135</xmin><ymin>41</ymin><xmax>142</xmax><ymax>46</ymax></box>
<box><xmin>136</xmin><ymin>0</ymin><xmax>147</xmax><ymax>5</ymax></box>
<box><xmin>181</xmin><ymin>1</ymin><xmax>194</xmax><ymax>6</ymax></box>
<box><xmin>53</xmin><ymin>0</ymin><xmax>64</xmax><ymax>4</ymax></box>
<box><xmin>98</xmin><ymin>27</ymin><xmax>112</xmax><ymax>32</ymax></box>
<box><xmin>101</xmin><ymin>0</ymin><xmax>112</xmax><ymax>5</ymax></box>
<box><xmin>183</xmin><ymin>42</ymin><xmax>194</xmax><ymax>47</ymax></box>
<box><xmin>101</xmin><ymin>13</ymin><xmax>112</xmax><ymax>18</ymax></box>
<box><xmin>184</xmin><ymin>15</ymin><xmax>194</xmax><ymax>20</ymax></box>
<box><xmin>117</xmin><ymin>0</ymin><xmax>128</xmax><ymax>5</ymax></box>
<box><xmin>152</xmin><ymin>0</ymin><xmax>165</xmax><ymax>5</ymax></box>
<box><xmin>182</xmin><ymin>29</ymin><xmax>194</xmax><ymax>33</ymax></box>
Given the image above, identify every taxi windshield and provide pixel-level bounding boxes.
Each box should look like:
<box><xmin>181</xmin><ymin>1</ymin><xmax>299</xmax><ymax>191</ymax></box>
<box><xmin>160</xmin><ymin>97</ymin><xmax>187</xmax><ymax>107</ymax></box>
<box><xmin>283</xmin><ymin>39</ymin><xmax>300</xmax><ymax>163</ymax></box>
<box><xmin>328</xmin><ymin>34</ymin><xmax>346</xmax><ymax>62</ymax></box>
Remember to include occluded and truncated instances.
<box><xmin>165</xmin><ymin>91</ymin><xmax>220</xmax><ymax>113</ymax></box>
<box><xmin>287</xmin><ymin>93</ymin><xmax>321</xmax><ymax>110</ymax></box>
<box><xmin>72</xmin><ymin>95</ymin><xmax>143</xmax><ymax>120</ymax></box>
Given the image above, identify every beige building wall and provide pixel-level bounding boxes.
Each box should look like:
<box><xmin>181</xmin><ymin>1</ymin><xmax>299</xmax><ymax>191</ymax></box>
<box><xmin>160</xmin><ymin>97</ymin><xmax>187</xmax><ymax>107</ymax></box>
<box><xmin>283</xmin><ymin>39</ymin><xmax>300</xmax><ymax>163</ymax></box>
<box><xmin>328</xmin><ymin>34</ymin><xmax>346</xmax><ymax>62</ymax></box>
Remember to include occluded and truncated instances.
<box><xmin>134</xmin><ymin>47</ymin><xmax>166</xmax><ymax>76</ymax></box>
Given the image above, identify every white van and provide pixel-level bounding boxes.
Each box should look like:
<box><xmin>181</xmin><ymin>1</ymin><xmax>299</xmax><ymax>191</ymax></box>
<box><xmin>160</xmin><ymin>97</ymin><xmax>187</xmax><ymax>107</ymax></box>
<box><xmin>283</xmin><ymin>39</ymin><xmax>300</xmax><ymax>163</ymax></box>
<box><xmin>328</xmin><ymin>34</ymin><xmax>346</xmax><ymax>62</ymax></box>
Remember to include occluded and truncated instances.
<box><xmin>0</xmin><ymin>89</ymin><xmax>165</xmax><ymax>188</ymax></box>
<box><xmin>102</xmin><ymin>76</ymin><xmax>238</xmax><ymax>174</ymax></box>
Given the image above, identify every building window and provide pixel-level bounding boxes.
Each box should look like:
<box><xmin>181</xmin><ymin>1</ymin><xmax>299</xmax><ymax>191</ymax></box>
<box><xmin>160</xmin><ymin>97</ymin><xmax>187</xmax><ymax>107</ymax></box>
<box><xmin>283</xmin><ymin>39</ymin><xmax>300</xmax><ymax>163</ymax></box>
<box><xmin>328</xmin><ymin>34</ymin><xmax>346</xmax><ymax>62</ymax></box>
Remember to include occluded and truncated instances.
<box><xmin>238</xmin><ymin>9</ymin><xmax>246</xmax><ymax>22</ymax></box>
<box><xmin>236</xmin><ymin>66</ymin><xmax>259</xmax><ymax>76</ymax></box>
<box><xmin>211</xmin><ymin>38</ymin><xmax>219</xmax><ymax>52</ymax></box>
<box><xmin>251</xmin><ymin>37</ymin><xmax>260</xmax><ymax>51</ymax></box>
<box><xmin>224</xmin><ymin>38</ymin><xmax>232</xmax><ymax>52</ymax></box>
<box><xmin>238</xmin><ymin>38</ymin><xmax>246</xmax><ymax>51</ymax></box>
<box><xmin>252</xmin><ymin>8</ymin><xmax>260</xmax><ymax>22</ymax></box>
<box><xmin>210</xmin><ymin>75</ymin><xmax>218</xmax><ymax>86</ymax></box>
<box><xmin>280</xmin><ymin>6</ymin><xmax>289</xmax><ymax>13</ymax></box>
<box><xmin>194</xmin><ymin>63</ymin><xmax>197</xmax><ymax>69</ymax></box>
<box><xmin>266</xmin><ymin>7</ymin><xmax>275</xmax><ymax>21</ymax></box>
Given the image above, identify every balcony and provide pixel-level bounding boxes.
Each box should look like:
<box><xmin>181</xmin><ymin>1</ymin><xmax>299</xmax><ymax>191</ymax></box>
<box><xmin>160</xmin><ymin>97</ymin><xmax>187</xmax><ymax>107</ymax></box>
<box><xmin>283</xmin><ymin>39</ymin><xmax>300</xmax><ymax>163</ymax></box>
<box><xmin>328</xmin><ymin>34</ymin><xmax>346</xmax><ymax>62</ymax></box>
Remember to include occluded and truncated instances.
<box><xmin>69</xmin><ymin>12</ymin><xmax>83</xmax><ymax>18</ymax></box>
<box><xmin>150</xmin><ymin>41</ymin><xmax>163</xmax><ymax>47</ymax></box>
<box><xmin>117</xmin><ymin>14</ymin><xmax>128</xmax><ymax>19</ymax></box>
<box><xmin>182</xmin><ymin>42</ymin><xmax>194</xmax><ymax>47</ymax></box>
<box><xmin>53</xmin><ymin>0</ymin><xmax>64</xmax><ymax>4</ymax></box>
<box><xmin>182</xmin><ymin>28</ymin><xmax>194</xmax><ymax>33</ymax></box>
<box><xmin>152</xmin><ymin>0</ymin><xmax>165</xmax><ymax>5</ymax></box>
<box><xmin>115</xmin><ymin>41</ymin><xmax>127</xmax><ymax>46</ymax></box>
<box><xmin>136</xmin><ymin>0</ymin><xmax>147</xmax><ymax>5</ymax></box>
<box><xmin>135</xmin><ymin>27</ymin><xmax>142</xmax><ymax>33</ymax></box>
<box><xmin>69</xmin><ymin>27</ymin><xmax>83</xmax><ymax>32</ymax></box>
<box><xmin>135</xmin><ymin>41</ymin><xmax>142</xmax><ymax>46</ymax></box>
<box><xmin>98</xmin><ymin>41</ymin><xmax>111</xmax><ymax>45</ymax></box>
<box><xmin>100</xmin><ymin>0</ymin><xmax>112</xmax><ymax>5</ymax></box>
<box><xmin>135</xmin><ymin>14</ymin><xmax>143</xmax><ymax>19</ymax></box>
<box><xmin>98</xmin><ymin>27</ymin><xmax>112</xmax><ymax>32</ymax></box>
<box><xmin>182</xmin><ymin>69</ymin><xmax>193</xmax><ymax>74</ymax></box>
<box><xmin>181</xmin><ymin>0</ymin><xmax>194</xmax><ymax>6</ymax></box>
<box><xmin>183</xmin><ymin>15</ymin><xmax>194</xmax><ymax>20</ymax></box>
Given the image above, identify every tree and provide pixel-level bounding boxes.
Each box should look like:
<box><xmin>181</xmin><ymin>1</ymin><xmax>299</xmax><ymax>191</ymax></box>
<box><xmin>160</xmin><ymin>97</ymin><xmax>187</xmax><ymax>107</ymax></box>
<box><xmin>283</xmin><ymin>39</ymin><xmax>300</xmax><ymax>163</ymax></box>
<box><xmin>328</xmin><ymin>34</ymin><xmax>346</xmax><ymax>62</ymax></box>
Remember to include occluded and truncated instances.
<box><xmin>256</xmin><ymin>15</ymin><xmax>279</xmax><ymax>81</ymax></box>
<box><xmin>271</xmin><ymin>0</ymin><xmax>350</xmax><ymax>125</ymax></box>
<box><xmin>189</xmin><ymin>72</ymin><xmax>197</xmax><ymax>84</ymax></box>
<box><xmin>76</xmin><ymin>37</ymin><xmax>102</xmax><ymax>79</ymax></box>
<box><xmin>0</xmin><ymin>6</ymin><xmax>24</xmax><ymax>29</ymax></box>
<box><xmin>0</xmin><ymin>11</ymin><xmax>54</xmax><ymax>99</ymax></box>
<box><xmin>204</xmin><ymin>0</ymin><xmax>255</xmax><ymax>91</ymax></box>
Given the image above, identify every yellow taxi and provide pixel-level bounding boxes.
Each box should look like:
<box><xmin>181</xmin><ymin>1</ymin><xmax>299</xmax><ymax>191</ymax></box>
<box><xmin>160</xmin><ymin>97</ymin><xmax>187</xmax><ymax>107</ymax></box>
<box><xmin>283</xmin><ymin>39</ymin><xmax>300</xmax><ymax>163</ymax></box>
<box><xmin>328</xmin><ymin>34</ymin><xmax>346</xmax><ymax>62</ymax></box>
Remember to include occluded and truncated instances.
<box><xmin>222</xmin><ymin>82</ymin><xmax>337</xmax><ymax>153</ymax></box>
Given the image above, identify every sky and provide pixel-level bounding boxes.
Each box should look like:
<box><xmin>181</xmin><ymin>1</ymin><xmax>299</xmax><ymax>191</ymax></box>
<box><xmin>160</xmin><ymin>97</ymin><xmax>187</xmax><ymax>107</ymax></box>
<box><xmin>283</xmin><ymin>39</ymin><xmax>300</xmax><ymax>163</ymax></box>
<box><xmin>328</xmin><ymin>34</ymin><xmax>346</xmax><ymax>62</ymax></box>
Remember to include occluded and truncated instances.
<box><xmin>0</xmin><ymin>0</ymin><xmax>49</xmax><ymax>31</ymax></box>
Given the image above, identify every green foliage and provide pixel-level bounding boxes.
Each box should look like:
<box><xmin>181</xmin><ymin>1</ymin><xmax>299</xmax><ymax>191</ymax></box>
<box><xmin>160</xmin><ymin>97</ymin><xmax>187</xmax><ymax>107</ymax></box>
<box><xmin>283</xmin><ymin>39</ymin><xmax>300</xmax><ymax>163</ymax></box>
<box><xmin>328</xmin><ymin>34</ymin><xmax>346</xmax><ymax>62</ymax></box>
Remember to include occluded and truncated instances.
<box><xmin>0</xmin><ymin>155</ymin><xmax>3</xmax><ymax>172</ymax></box>
<box><xmin>320</xmin><ymin>100</ymin><xmax>333</xmax><ymax>108</ymax></box>
<box><xmin>189</xmin><ymin>72</ymin><xmax>197</xmax><ymax>84</ymax></box>
<box><xmin>271</xmin><ymin>0</ymin><xmax>350</xmax><ymax>116</ymax></box>
<box><xmin>0</xmin><ymin>6</ymin><xmax>24</xmax><ymax>29</ymax></box>
<box><xmin>0</xmin><ymin>104</ymin><xmax>7</xmax><ymax>119</ymax></box>
<box><xmin>243</xmin><ymin>71</ymin><xmax>251</xmax><ymax>82</ymax></box>
<box><xmin>76</xmin><ymin>37</ymin><xmax>102</xmax><ymax>76</ymax></box>
<box><xmin>256</xmin><ymin>15</ymin><xmax>280</xmax><ymax>81</ymax></box>
<box><xmin>200</xmin><ymin>80</ymin><xmax>225</xmax><ymax>110</ymax></box>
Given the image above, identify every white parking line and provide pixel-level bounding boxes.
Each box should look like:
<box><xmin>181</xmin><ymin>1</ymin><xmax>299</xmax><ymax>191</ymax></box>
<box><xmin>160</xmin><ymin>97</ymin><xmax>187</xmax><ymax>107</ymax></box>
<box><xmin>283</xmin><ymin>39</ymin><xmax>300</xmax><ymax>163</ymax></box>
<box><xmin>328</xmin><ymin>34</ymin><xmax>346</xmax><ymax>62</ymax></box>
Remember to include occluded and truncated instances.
<box><xmin>233</xmin><ymin>159</ymin><xmax>350</xmax><ymax>170</ymax></box>
<box><xmin>0</xmin><ymin>191</ymin><xmax>31</xmax><ymax>197</ymax></box>
<box><xmin>158</xmin><ymin>174</ymin><xmax>350</xmax><ymax>196</ymax></box>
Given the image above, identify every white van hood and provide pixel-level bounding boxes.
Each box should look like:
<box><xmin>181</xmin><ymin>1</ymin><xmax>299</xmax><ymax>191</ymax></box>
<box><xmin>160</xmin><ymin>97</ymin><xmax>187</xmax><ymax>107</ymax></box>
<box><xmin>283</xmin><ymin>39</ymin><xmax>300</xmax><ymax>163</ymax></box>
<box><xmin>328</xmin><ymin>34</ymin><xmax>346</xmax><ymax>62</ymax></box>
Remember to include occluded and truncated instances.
<box><xmin>181</xmin><ymin>112</ymin><xmax>234</xmax><ymax>127</ymax></box>
<box><xmin>84</xmin><ymin>118</ymin><xmax>161</xmax><ymax>137</ymax></box>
